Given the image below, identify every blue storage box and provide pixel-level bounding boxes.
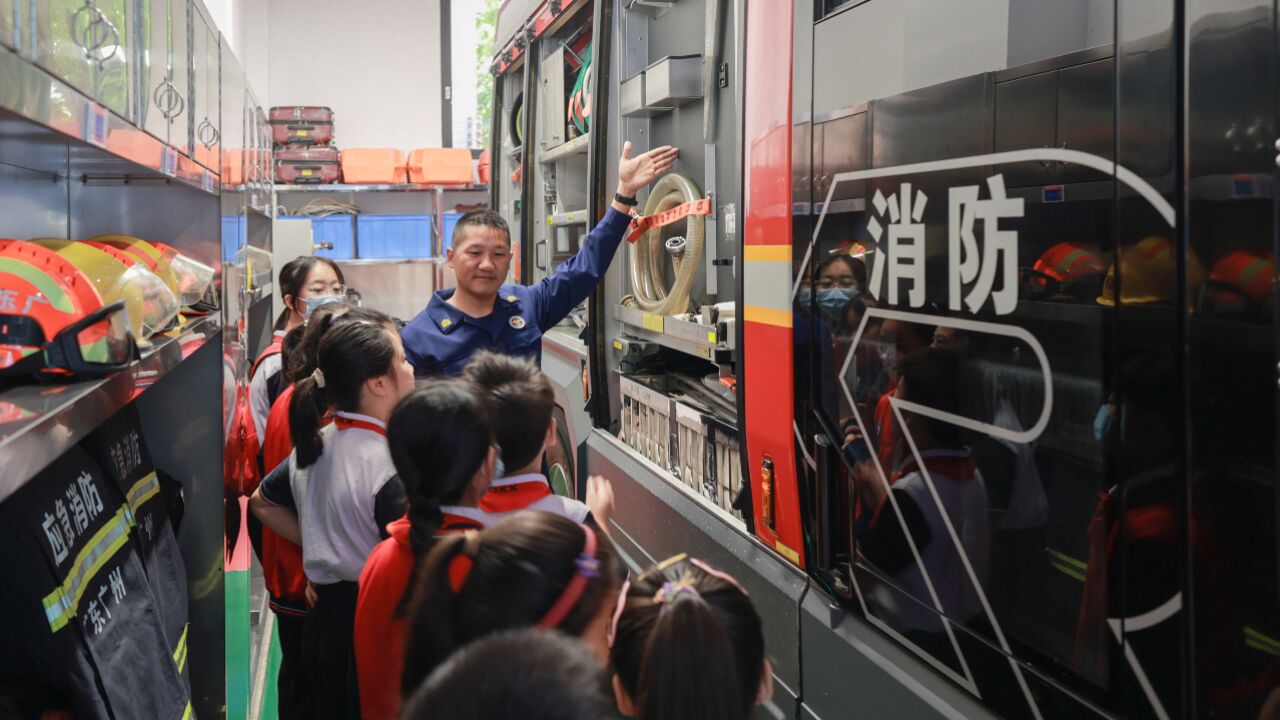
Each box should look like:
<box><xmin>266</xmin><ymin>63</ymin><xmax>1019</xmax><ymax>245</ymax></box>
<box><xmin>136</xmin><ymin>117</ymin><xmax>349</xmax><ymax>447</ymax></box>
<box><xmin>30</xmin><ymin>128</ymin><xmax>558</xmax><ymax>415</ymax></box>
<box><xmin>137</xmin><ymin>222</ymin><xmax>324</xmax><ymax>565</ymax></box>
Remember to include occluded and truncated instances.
<box><xmin>278</xmin><ymin>215</ymin><xmax>356</xmax><ymax>260</ymax></box>
<box><xmin>221</xmin><ymin>216</ymin><xmax>245</xmax><ymax>263</ymax></box>
<box><xmin>442</xmin><ymin>212</ymin><xmax>464</xmax><ymax>247</ymax></box>
<box><xmin>357</xmin><ymin>213</ymin><xmax>435</xmax><ymax>259</ymax></box>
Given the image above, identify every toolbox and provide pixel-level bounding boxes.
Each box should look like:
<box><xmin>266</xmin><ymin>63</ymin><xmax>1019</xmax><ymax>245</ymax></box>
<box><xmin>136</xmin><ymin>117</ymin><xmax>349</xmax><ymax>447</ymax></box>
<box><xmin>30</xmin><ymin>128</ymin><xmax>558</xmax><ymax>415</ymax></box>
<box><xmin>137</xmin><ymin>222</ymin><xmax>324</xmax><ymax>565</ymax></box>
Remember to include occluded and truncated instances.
<box><xmin>340</xmin><ymin>148</ymin><xmax>406</xmax><ymax>184</ymax></box>
<box><xmin>269</xmin><ymin>106</ymin><xmax>335</xmax><ymax>146</ymax></box>
<box><xmin>275</xmin><ymin>146</ymin><xmax>341</xmax><ymax>184</ymax></box>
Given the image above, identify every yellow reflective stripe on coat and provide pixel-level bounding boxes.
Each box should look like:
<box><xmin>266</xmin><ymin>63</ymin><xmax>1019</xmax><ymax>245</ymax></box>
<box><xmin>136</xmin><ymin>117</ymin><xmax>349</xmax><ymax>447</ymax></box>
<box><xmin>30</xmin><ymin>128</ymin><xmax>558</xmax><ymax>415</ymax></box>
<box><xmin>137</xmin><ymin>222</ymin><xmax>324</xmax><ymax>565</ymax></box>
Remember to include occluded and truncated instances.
<box><xmin>173</xmin><ymin>624</ymin><xmax>189</xmax><ymax>672</ymax></box>
<box><xmin>180</xmin><ymin>701</ymin><xmax>192</xmax><ymax>720</ymax></box>
<box><xmin>127</xmin><ymin>471</ymin><xmax>161</xmax><ymax>513</ymax></box>
<box><xmin>42</xmin><ymin>506</ymin><xmax>134</xmax><ymax>632</ymax></box>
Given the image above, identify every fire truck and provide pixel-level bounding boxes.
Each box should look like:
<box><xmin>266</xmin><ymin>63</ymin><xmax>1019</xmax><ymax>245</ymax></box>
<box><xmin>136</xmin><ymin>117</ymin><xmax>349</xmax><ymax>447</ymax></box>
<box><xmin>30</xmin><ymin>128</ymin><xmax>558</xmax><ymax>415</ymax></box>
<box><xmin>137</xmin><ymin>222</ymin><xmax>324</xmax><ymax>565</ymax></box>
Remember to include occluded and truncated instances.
<box><xmin>490</xmin><ymin>1</ymin><xmax>1280</xmax><ymax>717</ymax></box>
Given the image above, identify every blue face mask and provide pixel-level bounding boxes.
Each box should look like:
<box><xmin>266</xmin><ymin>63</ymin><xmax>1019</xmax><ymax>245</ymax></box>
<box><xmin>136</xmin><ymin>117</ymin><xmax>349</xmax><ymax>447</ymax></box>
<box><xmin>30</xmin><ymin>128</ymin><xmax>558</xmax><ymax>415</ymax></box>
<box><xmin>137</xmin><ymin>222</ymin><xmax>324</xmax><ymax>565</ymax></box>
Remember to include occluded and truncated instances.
<box><xmin>302</xmin><ymin>295</ymin><xmax>346</xmax><ymax>319</ymax></box>
<box><xmin>492</xmin><ymin>455</ymin><xmax>505</xmax><ymax>480</ymax></box>
<box><xmin>817</xmin><ymin>287</ymin><xmax>858</xmax><ymax>319</ymax></box>
<box><xmin>1093</xmin><ymin>405</ymin><xmax>1115</xmax><ymax>444</ymax></box>
<box><xmin>797</xmin><ymin>287</ymin><xmax>813</xmax><ymax>306</ymax></box>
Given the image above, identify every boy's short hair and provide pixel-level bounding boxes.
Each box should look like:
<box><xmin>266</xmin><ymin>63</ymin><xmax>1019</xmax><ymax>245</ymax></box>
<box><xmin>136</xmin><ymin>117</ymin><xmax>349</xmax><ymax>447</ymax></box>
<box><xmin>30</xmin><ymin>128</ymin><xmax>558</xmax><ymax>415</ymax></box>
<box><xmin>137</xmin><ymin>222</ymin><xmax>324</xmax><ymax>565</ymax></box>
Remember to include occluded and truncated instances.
<box><xmin>897</xmin><ymin>347</ymin><xmax>962</xmax><ymax>445</ymax></box>
<box><xmin>462</xmin><ymin>351</ymin><xmax>556</xmax><ymax>471</ymax></box>
<box><xmin>452</xmin><ymin>209</ymin><xmax>511</xmax><ymax>248</ymax></box>
<box><xmin>401</xmin><ymin>629</ymin><xmax>610</xmax><ymax>720</ymax></box>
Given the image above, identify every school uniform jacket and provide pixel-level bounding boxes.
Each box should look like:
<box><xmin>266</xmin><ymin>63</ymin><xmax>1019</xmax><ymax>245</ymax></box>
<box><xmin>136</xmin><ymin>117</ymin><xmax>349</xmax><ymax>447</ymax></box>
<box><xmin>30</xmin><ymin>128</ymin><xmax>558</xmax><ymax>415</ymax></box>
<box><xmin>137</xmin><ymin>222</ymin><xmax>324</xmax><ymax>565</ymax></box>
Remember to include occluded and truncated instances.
<box><xmin>478</xmin><ymin>473</ymin><xmax>592</xmax><ymax>523</ymax></box>
<box><xmin>354</xmin><ymin>507</ymin><xmax>496</xmax><ymax>720</ymax></box>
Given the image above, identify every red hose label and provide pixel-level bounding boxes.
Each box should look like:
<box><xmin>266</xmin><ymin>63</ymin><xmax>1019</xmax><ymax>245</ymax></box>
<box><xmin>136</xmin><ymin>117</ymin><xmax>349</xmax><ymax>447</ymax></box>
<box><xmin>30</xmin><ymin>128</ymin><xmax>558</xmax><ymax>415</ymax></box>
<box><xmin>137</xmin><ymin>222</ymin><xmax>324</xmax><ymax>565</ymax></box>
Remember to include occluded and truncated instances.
<box><xmin>626</xmin><ymin>198</ymin><xmax>713</xmax><ymax>243</ymax></box>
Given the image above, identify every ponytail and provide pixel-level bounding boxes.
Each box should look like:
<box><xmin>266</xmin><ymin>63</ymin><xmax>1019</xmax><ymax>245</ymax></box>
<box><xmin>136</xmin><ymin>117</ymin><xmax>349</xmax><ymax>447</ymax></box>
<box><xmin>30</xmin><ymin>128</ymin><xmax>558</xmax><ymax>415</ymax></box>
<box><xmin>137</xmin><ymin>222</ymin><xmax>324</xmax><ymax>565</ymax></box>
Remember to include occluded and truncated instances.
<box><xmin>639</xmin><ymin>599</ymin><xmax>743</xmax><ymax>720</ymax></box>
<box><xmin>387</xmin><ymin>380</ymin><xmax>494</xmax><ymax>611</ymax></box>
<box><xmin>287</xmin><ymin>320</ymin><xmax>397</xmax><ymax>468</ymax></box>
<box><xmin>400</xmin><ymin>512</ymin><xmax>619</xmax><ymax>698</ymax></box>
<box><xmin>610</xmin><ymin>556</ymin><xmax>764</xmax><ymax>720</ymax></box>
<box><xmin>400</xmin><ymin>531</ymin><xmax>472</xmax><ymax>697</ymax></box>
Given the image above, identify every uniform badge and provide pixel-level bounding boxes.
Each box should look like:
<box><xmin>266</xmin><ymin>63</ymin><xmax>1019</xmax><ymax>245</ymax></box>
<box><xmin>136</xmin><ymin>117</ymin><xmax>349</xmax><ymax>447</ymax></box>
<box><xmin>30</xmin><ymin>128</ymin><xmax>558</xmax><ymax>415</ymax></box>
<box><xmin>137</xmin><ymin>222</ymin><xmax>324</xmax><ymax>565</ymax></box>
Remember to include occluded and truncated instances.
<box><xmin>509</xmin><ymin>316</ymin><xmax>526</xmax><ymax>329</ymax></box>
<box><xmin>440</xmin><ymin>319</ymin><xmax>453</xmax><ymax>329</ymax></box>
<box><xmin>506</xmin><ymin>294</ymin><xmax>518</xmax><ymax>302</ymax></box>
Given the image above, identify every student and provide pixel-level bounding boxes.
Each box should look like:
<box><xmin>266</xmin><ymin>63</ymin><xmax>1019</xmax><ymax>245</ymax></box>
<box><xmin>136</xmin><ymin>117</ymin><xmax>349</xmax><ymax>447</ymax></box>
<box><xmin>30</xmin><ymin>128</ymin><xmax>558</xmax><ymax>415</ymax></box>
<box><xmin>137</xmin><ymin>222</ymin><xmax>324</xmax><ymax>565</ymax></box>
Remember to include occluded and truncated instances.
<box><xmin>354</xmin><ymin>381</ymin><xmax>503</xmax><ymax>720</ymax></box>
<box><xmin>251</xmin><ymin>256</ymin><xmax>346</xmax><ymax>439</ymax></box>
<box><xmin>851</xmin><ymin>348</ymin><xmax>990</xmax><ymax>659</ymax></box>
<box><xmin>400</xmin><ymin>512</ymin><xmax>621</xmax><ymax>697</ymax></box>
<box><xmin>249</xmin><ymin>316</ymin><xmax>414</xmax><ymax>720</ymax></box>
<box><xmin>401</xmin><ymin>142</ymin><xmax>678</xmax><ymax>377</ymax></box>
<box><xmin>461</xmin><ymin>351</ymin><xmax>614</xmax><ymax>526</ymax></box>
<box><xmin>608</xmin><ymin>554</ymin><xmax>770</xmax><ymax>720</ymax></box>
<box><xmin>400</xmin><ymin>629</ymin><xmax>612</xmax><ymax>720</ymax></box>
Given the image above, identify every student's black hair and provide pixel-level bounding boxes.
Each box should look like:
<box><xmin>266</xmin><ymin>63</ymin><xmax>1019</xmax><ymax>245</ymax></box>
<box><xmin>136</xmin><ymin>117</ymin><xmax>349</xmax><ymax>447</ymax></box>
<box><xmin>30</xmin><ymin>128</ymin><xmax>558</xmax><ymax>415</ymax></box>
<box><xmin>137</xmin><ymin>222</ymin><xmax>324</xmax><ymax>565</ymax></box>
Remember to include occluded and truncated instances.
<box><xmin>461</xmin><ymin>351</ymin><xmax>554</xmax><ymax>472</ymax></box>
<box><xmin>451</xmin><ymin>208</ymin><xmax>511</xmax><ymax>248</ymax></box>
<box><xmin>611</xmin><ymin>555</ymin><xmax>765</xmax><ymax>720</ymax></box>
<box><xmin>274</xmin><ymin>256</ymin><xmax>345</xmax><ymax>331</ymax></box>
<box><xmin>817</xmin><ymin>253</ymin><xmax>866</xmax><ymax>289</ymax></box>
<box><xmin>400</xmin><ymin>511</ymin><xmax>619</xmax><ymax>697</ymax></box>
<box><xmin>283</xmin><ymin>305</ymin><xmax>389</xmax><ymax>384</ymax></box>
<box><xmin>896</xmin><ymin>347</ymin><xmax>963</xmax><ymax>446</ymax></box>
<box><xmin>400</xmin><ymin>628</ymin><xmax>611</xmax><ymax>720</ymax></box>
<box><xmin>288</xmin><ymin>313</ymin><xmax>399</xmax><ymax>468</ymax></box>
<box><xmin>386</xmin><ymin>380</ymin><xmax>494</xmax><ymax>611</ymax></box>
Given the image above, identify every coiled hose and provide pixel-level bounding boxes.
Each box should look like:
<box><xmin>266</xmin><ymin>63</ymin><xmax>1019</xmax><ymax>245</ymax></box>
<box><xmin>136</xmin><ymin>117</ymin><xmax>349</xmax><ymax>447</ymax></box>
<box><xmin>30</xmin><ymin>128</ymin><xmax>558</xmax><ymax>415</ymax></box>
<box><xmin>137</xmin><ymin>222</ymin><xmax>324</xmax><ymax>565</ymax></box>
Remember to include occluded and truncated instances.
<box><xmin>621</xmin><ymin>173</ymin><xmax>705</xmax><ymax>315</ymax></box>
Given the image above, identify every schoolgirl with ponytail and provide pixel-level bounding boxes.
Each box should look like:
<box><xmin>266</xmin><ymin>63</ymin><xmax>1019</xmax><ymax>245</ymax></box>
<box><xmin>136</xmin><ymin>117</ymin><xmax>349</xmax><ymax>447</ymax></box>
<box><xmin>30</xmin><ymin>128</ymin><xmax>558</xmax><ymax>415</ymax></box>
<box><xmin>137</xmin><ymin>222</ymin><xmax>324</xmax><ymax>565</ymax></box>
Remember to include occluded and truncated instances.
<box><xmin>249</xmin><ymin>311</ymin><xmax>415</xmax><ymax>720</ymax></box>
<box><xmin>399</xmin><ymin>512</ymin><xmax>622</xmax><ymax>700</ymax></box>
<box><xmin>353</xmin><ymin>380</ymin><xmax>503</xmax><ymax>720</ymax></box>
<box><xmin>608</xmin><ymin>555</ymin><xmax>771</xmax><ymax>720</ymax></box>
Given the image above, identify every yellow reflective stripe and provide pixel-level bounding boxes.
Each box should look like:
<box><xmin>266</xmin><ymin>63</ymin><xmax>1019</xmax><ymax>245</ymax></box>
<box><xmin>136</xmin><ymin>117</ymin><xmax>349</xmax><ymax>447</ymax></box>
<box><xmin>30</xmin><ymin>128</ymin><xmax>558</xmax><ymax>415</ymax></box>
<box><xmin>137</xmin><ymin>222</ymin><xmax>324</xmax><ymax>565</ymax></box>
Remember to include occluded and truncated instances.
<box><xmin>1045</xmin><ymin>547</ymin><xmax>1087</xmax><ymax>583</ymax></box>
<box><xmin>173</xmin><ymin>624</ymin><xmax>189</xmax><ymax>672</ymax></box>
<box><xmin>127</xmin><ymin>471</ymin><xmax>161</xmax><ymax>512</ymax></box>
<box><xmin>743</xmin><ymin>305</ymin><xmax>792</xmax><ymax>328</ymax></box>
<box><xmin>1245</xmin><ymin>627</ymin><xmax>1280</xmax><ymax>657</ymax></box>
<box><xmin>180</xmin><ymin>701</ymin><xmax>192</xmax><ymax>720</ymax></box>
<box><xmin>41</xmin><ymin>506</ymin><xmax>133</xmax><ymax>632</ymax></box>
<box><xmin>743</xmin><ymin>245</ymin><xmax>790</xmax><ymax>263</ymax></box>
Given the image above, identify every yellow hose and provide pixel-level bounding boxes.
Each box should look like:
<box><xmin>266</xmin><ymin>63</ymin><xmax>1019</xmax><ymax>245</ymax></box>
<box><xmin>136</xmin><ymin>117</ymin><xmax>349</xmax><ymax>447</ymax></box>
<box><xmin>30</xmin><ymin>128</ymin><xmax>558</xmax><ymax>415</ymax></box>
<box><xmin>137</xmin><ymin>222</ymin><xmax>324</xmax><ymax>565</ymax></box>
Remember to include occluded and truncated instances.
<box><xmin>622</xmin><ymin>173</ymin><xmax>705</xmax><ymax>315</ymax></box>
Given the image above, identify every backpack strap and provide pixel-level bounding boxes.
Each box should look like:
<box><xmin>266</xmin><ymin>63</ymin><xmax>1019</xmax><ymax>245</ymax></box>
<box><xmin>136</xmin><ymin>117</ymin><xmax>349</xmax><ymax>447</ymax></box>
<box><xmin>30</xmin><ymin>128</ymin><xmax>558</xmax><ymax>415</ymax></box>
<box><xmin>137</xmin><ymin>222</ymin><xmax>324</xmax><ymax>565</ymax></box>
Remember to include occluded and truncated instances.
<box><xmin>250</xmin><ymin>335</ymin><xmax>285</xmax><ymax>380</ymax></box>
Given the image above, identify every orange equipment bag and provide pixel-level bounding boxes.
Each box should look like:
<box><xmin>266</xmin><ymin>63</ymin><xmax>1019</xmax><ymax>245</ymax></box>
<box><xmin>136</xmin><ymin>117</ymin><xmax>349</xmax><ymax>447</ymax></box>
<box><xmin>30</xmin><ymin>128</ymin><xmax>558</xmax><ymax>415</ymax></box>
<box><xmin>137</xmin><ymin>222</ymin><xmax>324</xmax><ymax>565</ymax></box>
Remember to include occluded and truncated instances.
<box><xmin>407</xmin><ymin>148</ymin><xmax>473</xmax><ymax>185</ymax></box>
<box><xmin>340</xmin><ymin>148</ymin><xmax>406</xmax><ymax>184</ymax></box>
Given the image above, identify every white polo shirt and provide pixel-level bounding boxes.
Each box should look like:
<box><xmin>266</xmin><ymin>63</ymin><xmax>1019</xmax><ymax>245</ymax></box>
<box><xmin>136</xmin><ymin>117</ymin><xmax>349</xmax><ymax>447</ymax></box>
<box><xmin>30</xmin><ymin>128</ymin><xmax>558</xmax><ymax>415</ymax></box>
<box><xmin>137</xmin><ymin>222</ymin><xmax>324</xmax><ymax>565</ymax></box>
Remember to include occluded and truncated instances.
<box><xmin>260</xmin><ymin>412</ymin><xmax>404</xmax><ymax>584</ymax></box>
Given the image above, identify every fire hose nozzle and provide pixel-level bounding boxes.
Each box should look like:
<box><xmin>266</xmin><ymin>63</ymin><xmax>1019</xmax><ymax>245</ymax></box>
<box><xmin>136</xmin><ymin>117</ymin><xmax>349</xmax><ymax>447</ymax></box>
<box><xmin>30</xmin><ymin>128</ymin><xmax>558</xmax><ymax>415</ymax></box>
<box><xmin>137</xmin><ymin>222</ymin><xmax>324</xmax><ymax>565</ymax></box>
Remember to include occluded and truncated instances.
<box><xmin>664</xmin><ymin>235</ymin><xmax>687</xmax><ymax>259</ymax></box>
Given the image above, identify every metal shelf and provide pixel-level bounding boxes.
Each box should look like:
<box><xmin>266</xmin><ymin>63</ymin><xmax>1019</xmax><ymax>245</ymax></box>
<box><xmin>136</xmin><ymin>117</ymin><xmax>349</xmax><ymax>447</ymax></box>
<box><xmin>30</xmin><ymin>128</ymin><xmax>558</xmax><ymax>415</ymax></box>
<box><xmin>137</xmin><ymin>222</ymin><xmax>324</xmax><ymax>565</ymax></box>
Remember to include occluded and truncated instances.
<box><xmin>0</xmin><ymin>314</ymin><xmax>222</xmax><ymax>500</ymax></box>
<box><xmin>0</xmin><ymin>45</ymin><xmax>219</xmax><ymax>196</ymax></box>
<box><xmin>274</xmin><ymin>183</ymin><xmax>488</xmax><ymax>193</ymax></box>
<box><xmin>613</xmin><ymin>304</ymin><xmax>735</xmax><ymax>364</ymax></box>
<box><xmin>539</xmin><ymin>133</ymin><xmax>591</xmax><ymax>164</ymax></box>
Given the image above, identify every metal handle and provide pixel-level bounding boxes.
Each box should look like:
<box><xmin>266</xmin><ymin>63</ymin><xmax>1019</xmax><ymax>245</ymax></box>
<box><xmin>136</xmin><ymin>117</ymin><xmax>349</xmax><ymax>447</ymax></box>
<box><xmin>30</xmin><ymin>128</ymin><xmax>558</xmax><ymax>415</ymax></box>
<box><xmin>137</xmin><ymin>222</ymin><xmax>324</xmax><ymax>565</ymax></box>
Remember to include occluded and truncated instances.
<box><xmin>154</xmin><ymin>80</ymin><xmax>183</xmax><ymax>120</ymax></box>
<box><xmin>198</xmin><ymin>118</ymin><xmax>219</xmax><ymax>148</ymax></box>
<box><xmin>72</xmin><ymin>4</ymin><xmax>117</xmax><ymax>65</ymax></box>
<box><xmin>535</xmin><ymin>239</ymin><xmax>548</xmax><ymax>271</ymax></box>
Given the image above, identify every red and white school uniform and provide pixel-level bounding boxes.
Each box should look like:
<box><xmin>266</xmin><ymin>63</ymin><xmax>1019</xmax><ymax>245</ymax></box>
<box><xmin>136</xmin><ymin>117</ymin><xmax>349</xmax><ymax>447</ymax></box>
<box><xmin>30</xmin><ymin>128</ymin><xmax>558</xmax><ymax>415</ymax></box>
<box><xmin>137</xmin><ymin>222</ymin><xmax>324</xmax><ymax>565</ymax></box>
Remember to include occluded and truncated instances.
<box><xmin>354</xmin><ymin>506</ymin><xmax>497</xmax><ymax>720</ymax></box>
<box><xmin>478</xmin><ymin>473</ymin><xmax>591</xmax><ymax>523</ymax></box>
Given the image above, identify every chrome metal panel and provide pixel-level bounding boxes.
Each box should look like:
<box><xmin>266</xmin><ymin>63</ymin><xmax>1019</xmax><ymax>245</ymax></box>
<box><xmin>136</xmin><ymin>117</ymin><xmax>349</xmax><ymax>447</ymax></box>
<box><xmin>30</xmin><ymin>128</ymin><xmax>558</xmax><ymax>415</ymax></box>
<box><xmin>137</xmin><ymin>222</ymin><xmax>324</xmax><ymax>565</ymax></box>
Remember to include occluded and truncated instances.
<box><xmin>586</xmin><ymin>430</ymin><xmax>806</xmax><ymax>708</ymax></box>
<box><xmin>133</xmin><ymin>335</ymin><xmax>225</xmax><ymax>720</ymax></box>
<box><xmin>189</xmin><ymin>1</ymin><xmax>219</xmax><ymax>171</ymax></box>
<box><xmin>817</xmin><ymin>110</ymin><xmax>867</xmax><ymax>202</ymax></box>
<box><xmin>538</xmin><ymin>44</ymin><xmax>566</xmax><ymax>150</ymax></box>
<box><xmin>994</xmin><ymin>70</ymin><xmax>1058</xmax><ymax>187</ymax></box>
<box><xmin>70</xmin><ymin>180</ymin><xmax>220</xmax><ymax>266</ymax></box>
<box><xmin>333</xmin><ymin>259</ymin><xmax>438</xmax><ymax>323</ymax></box>
<box><xmin>870</xmin><ymin>72</ymin><xmax>993</xmax><ymax>170</ymax></box>
<box><xmin>1056</xmin><ymin>57</ymin><xmax>1114</xmax><ymax>183</ymax></box>
<box><xmin>218</xmin><ymin>43</ymin><xmax>243</xmax><ymax>185</ymax></box>
<box><xmin>799</xmin><ymin>587</ymin><xmax>1006</xmax><ymax>720</ymax></box>
<box><xmin>0</xmin><ymin>114</ymin><xmax>70</xmax><ymax>237</ymax></box>
<box><xmin>494</xmin><ymin>0</ymin><xmax>541</xmax><ymax>58</ymax></box>
<box><xmin>168</xmin><ymin>0</ymin><xmax>189</xmax><ymax>155</ymax></box>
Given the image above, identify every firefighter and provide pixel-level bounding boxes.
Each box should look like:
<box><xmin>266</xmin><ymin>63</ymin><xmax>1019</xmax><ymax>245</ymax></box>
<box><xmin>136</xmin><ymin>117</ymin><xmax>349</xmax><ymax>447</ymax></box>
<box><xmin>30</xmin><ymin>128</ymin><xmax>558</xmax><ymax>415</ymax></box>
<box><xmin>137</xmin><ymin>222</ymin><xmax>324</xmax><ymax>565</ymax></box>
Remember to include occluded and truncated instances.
<box><xmin>400</xmin><ymin>142</ymin><xmax>679</xmax><ymax>377</ymax></box>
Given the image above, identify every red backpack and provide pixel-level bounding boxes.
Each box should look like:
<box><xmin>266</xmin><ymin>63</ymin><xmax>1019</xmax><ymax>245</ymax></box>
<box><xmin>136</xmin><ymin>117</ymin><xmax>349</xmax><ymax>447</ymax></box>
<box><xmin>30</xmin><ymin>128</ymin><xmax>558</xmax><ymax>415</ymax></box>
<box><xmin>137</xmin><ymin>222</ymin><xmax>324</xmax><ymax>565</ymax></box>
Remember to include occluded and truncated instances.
<box><xmin>224</xmin><ymin>337</ymin><xmax>284</xmax><ymax>496</ymax></box>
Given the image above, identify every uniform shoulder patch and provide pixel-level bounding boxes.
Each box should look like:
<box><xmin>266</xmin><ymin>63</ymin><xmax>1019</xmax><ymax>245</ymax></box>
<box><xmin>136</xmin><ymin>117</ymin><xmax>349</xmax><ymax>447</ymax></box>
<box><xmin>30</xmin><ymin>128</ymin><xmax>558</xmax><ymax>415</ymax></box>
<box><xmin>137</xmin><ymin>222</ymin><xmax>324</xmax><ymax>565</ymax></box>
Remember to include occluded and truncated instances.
<box><xmin>509</xmin><ymin>316</ymin><xmax>526</xmax><ymax>329</ymax></box>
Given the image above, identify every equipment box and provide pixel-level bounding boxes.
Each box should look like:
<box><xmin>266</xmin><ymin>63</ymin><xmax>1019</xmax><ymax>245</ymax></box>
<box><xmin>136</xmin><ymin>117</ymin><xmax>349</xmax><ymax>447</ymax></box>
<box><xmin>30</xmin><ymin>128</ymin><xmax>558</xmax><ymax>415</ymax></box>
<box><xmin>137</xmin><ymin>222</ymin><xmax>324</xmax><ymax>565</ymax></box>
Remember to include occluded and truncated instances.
<box><xmin>270</xmin><ymin>106</ymin><xmax>335</xmax><ymax>146</ymax></box>
<box><xmin>277</xmin><ymin>216</ymin><xmax>356</xmax><ymax>259</ymax></box>
<box><xmin>341</xmin><ymin>149</ymin><xmax>407</xmax><ymax>184</ymax></box>
<box><xmin>275</xmin><ymin>147</ymin><xmax>341</xmax><ymax>184</ymax></box>
<box><xmin>407</xmin><ymin>148</ymin><xmax>474</xmax><ymax>185</ymax></box>
<box><xmin>357</xmin><ymin>214</ymin><xmax>435</xmax><ymax>259</ymax></box>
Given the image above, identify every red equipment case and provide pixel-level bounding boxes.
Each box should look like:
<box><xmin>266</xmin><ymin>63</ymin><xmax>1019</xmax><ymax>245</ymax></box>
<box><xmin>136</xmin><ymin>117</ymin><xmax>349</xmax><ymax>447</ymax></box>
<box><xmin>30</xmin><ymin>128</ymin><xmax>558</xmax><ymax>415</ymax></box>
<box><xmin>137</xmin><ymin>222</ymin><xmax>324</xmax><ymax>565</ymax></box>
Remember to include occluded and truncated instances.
<box><xmin>275</xmin><ymin>146</ymin><xmax>341</xmax><ymax>184</ymax></box>
<box><xmin>269</xmin><ymin>106</ymin><xmax>335</xmax><ymax>146</ymax></box>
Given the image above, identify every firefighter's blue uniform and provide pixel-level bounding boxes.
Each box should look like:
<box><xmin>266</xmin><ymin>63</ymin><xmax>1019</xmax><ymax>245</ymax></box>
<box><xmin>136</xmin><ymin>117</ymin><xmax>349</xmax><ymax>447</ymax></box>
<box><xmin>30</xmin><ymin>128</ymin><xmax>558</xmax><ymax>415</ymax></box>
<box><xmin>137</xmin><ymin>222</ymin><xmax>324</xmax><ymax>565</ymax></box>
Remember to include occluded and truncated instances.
<box><xmin>401</xmin><ymin>207</ymin><xmax>632</xmax><ymax>377</ymax></box>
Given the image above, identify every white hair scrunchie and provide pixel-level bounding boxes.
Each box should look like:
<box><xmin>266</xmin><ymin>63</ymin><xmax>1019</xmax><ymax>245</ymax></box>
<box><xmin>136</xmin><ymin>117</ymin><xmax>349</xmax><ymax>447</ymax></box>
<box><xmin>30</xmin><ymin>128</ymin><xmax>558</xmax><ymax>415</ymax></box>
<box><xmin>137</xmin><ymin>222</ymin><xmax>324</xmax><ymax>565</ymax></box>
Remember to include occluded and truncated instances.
<box><xmin>312</xmin><ymin>367</ymin><xmax>326</xmax><ymax>388</ymax></box>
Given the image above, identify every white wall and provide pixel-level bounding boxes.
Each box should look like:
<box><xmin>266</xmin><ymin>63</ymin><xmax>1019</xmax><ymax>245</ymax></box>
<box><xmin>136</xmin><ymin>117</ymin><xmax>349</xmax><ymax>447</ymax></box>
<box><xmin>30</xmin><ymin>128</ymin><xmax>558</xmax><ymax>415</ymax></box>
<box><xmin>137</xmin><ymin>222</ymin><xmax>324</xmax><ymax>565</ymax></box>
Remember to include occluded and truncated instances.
<box><xmin>267</xmin><ymin>0</ymin><xmax>444</xmax><ymax>150</ymax></box>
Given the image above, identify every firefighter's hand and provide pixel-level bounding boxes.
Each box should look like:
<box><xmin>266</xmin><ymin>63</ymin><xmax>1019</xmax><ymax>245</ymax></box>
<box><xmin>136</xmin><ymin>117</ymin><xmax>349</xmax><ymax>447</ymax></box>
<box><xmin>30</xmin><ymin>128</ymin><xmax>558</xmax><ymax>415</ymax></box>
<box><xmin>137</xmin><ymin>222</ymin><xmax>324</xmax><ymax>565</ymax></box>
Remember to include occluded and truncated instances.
<box><xmin>586</xmin><ymin>475</ymin><xmax>615</xmax><ymax>534</ymax></box>
<box><xmin>617</xmin><ymin>142</ymin><xmax>679</xmax><ymax>197</ymax></box>
<box><xmin>305</xmin><ymin>582</ymin><xmax>317</xmax><ymax>609</ymax></box>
